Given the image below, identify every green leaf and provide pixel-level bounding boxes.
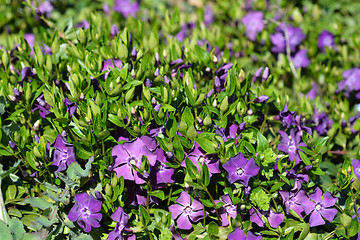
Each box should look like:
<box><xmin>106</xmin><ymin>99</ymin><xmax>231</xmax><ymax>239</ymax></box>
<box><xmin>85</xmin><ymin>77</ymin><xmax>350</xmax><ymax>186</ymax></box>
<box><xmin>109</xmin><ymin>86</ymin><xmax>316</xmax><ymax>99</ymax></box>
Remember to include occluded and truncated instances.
<box><xmin>298</xmin><ymin>223</ymin><xmax>310</xmax><ymax>240</ymax></box>
<box><xmin>196</xmin><ymin>138</ymin><xmax>216</xmax><ymax>154</ymax></box>
<box><xmin>348</xmin><ymin>217</ymin><xmax>359</xmax><ymax>237</ymax></box>
<box><xmin>0</xmin><ymin>220</ymin><xmax>12</xmax><ymax>240</ymax></box>
<box><xmin>139</xmin><ymin>205</ymin><xmax>150</xmax><ymax>226</ymax></box>
<box><xmin>159</xmin><ymin>228</ymin><xmax>173</xmax><ymax>240</ymax></box>
<box><xmin>24</xmin><ymin>197</ymin><xmax>53</xmax><ymax>210</ymax></box>
<box><xmin>207</xmin><ymin>221</ymin><xmax>219</xmax><ymax>235</ymax></box>
<box><xmin>270</xmin><ymin>182</ymin><xmax>285</xmax><ymax>192</ymax></box>
<box><xmin>299</xmin><ymin>151</ymin><xmax>311</xmax><ymax>165</ymax></box>
<box><xmin>256</xmin><ymin>132</ymin><xmax>269</xmax><ymax>152</ymax></box>
<box><xmin>185</xmin><ymin>157</ymin><xmax>198</xmax><ymax>179</ymax></box>
<box><xmin>9</xmin><ymin>217</ymin><xmax>25</xmax><ymax>240</ymax></box>
<box><xmin>36</xmin><ymin>216</ymin><xmax>53</xmax><ymax>227</ymax></box>
<box><xmin>149</xmin><ymin>190</ymin><xmax>166</xmax><ymax>200</ymax></box>
<box><xmin>194</xmin><ymin>45</ymin><xmax>211</xmax><ymax>66</ymax></box>
<box><xmin>181</xmin><ymin>106</ymin><xmax>194</xmax><ymax>127</ymax></box>
<box><xmin>0</xmin><ymin>96</ymin><xmax>5</xmax><ymax>116</ymax></box>
<box><xmin>201</xmin><ymin>163</ymin><xmax>210</xmax><ymax>187</ymax></box>
<box><xmin>250</xmin><ymin>188</ymin><xmax>271</xmax><ymax>211</ymax></box>
<box><xmin>314</xmin><ymin>136</ymin><xmax>329</xmax><ymax>153</ymax></box>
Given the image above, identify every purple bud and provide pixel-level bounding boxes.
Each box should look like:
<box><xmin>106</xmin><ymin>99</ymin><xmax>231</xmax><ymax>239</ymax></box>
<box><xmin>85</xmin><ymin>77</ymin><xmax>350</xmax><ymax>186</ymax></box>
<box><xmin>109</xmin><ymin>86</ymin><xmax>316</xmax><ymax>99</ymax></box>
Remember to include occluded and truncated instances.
<box><xmin>214</xmin><ymin>76</ymin><xmax>221</xmax><ymax>93</ymax></box>
<box><xmin>110</xmin><ymin>24</ymin><xmax>119</xmax><ymax>39</ymax></box>
<box><xmin>145</xmin><ymin>78</ymin><xmax>152</xmax><ymax>88</ymax></box>
<box><xmin>154</xmin><ymin>68</ymin><xmax>160</xmax><ymax>77</ymax></box>
<box><xmin>155</xmin><ymin>52</ymin><xmax>161</xmax><ymax>66</ymax></box>
<box><xmin>143</xmin><ymin>171</ymin><xmax>150</xmax><ymax>179</ymax></box>
<box><xmin>165</xmin><ymin>151</ymin><xmax>174</xmax><ymax>158</ymax></box>
<box><xmin>35</xmin><ymin>135</ymin><xmax>40</xmax><ymax>143</ymax></box>
<box><xmin>197</xmin><ymin>117</ymin><xmax>203</xmax><ymax>126</ymax></box>
<box><xmin>253</xmin><ymin>95</ymin><xmax>269</xmax><ymax>103</ymax></box>
<box><xmin>262</xmin><ymin>67</ymin><xmax>269</xmax><ymax>81</ymax></box>
<box><xmin>9</xmin><ymin>141</ymin><xmax>17</xmax><ymax>151</ymax></box>
<box><xmin>252</xmin><ymin>67</ymin><xmax>263</xmax><ymax>82</ymax></box>
<box><xmin>131</xmin><ymin>47</ymin><xmax>137</xmax><ymax>61</ymax></box>
<box><xmin>95</xmin><ymin>191</ymin><xmax>104</xmax><ymax>200</ymax></box>
<box><xmin>207</xmin><ymin>89</ymin><xmax>214</xmax><ymax>98</ymax></box>
<box><xmin>164</xmin><ymin>76</ymin><xmax>170</xmax><ymax>85</ymax></box>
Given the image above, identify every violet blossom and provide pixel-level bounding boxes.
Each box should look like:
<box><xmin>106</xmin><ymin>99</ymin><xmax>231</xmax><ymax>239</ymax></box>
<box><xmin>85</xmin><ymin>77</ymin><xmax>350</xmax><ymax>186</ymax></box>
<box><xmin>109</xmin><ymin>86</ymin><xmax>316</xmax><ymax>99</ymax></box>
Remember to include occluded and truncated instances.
<box><xmin>352</xmin><ymin>159</ymin><xmax>360</xmax><ymax>180</ymax></box>
<box><xmin>111</xmin><ymin>136</ymin><xmax>157</xmax><ymax>184</ymax></box>
<box><xmin>292</xmin><ymin>49</ymin><xmax>310</xmax><ymax>69</ymax></box>
<box><xmin>183</xmin><ymin>142</ymin><xmax>220</xmax><ymax>176</ymax></box>
<box><xmin>50</xmin><ymin>134</ymin><xmax>76</xmax><ymax>172</ymax></box>
<box><xmin>168</xmin><ymin>191</ymin><xmax>205</xmax><ymax>230</ymax></box>
<box><xmin>102</xmin><ymin>59</ymin><xmax>123</xmax><ymax>79</ymax></box>
<box><xmin>270</xmin><ymin>24</ymin><xmax>306</xmax><ymax>53</ymax></box>
<box><xmin>277</xmin><ymin>129</ymin><xmax>306</xmax><ymax>165</ymax></box>
<box><xmin>222</xmin><ymin>152</ymin><xmax>260</xmax><ymax>186</ymax></box>
<box><xmin>318</xmin><ymin>30</ymin><xmax>336</xmax><ymax>53</ymax></box>
<box><xmin>241</xmin><ymin>11</ymin><xmax>265</xmax><ymax>41</ymax></box>
<box><xmin>204</xmin><ymin>4</ymin><xmax>214</xmax><ymax>27</ymax></box>
<box><xmin>113</xmin><ymin>0</ymin><xmax>139</xmax><ymax>18</ymax></box>
<box><xmin>32</xmin><ymin>94</ymin><xmax>52</xmax><ymax>118</ymax></box>
<box><xmin>279</xmin><ymin>182</ymin><xmax>312</xmax><ymax>217</ymax></box>
<box><xmin>305</xmin><ymin>187</ymin><xmax>338</xmax><ymax>227</ymax></box>
<box><xmin>249</xmin><ymin>208</ymin><xmax>284</xmax><ymax>228</ymax></box>
<box><xmin>228</xmin><ymin>227</ymin><xmax>262</xmax><ymax>240</ymax></box>
<box><xmin>68</xmin><ymin>192</ymin><xmax>102</xmax><ymax>233</ymax></box>
<box><xmin>108</xmin><ymin>207</ymin><xmax>131</xmax><ymax>240</ymax></box>
<box><xmin>279</xmin><ymin>103</ymin><xmax>296</xmax><ymax>129</ymax></box>
<box><xmin>338</xmin><ymin>68</ymin><xmax>360</xmax><ymax>97</ymax></box>
<box><xmin>64</xmin><ymin>98</ymin><xmax>77</xmax><ymax>119</ymax></box>
<box><xmin>214</xmin><ymin>195</ymin><xmax>238</xmax><ymax>226</ymax></box>
<box><xmin>150</xmin><ymin>148</ymin><xmax>175</xmax><ymax>187</ymax></box>
<box><xmin>312</xmin><ymin>110</ymin><xmax>333</xmax><ymax>136</ymax></box>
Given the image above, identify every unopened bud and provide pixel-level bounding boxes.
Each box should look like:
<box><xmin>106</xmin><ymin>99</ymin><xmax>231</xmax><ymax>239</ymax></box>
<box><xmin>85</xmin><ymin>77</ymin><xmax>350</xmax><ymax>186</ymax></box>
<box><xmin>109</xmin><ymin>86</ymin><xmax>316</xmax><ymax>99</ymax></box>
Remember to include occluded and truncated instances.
<box><xmin>80</xmin><ymin>92</ymin><xmax>85</xmax><ymax>101</ymax></box>
<box><xmin>212</xmin><ymin>55</ymin><xmax>218</xmax><ymax>64</ymax></box>
<box><xmin>212</xmin><ymin>99</ymin><xmax>217</xmax><ymax>108</ymax></box>
<box><xmin>131</xmin><ymin>69</ymin><xmax>136</xmax><ymax>79</ymax></box>
<box><xmin>33</xmin><ymin>119</ymin><xmax>41</xmax><ymax>130</ymax></box>
<box><xmin>197</xmin><ymin>117</ymin><xmax>203</xmax><ymax>126</ymax></box>
<box><xmin>130</xmin><ymin>107</ymin><xmax>136</xmax><ymax>117</ymax></box>
<box><xmin>131</xmin><ymin>47</ymin><xmax>137</xmax><ymax>61</ymax></box>
<box><xmin>151</xmin><ymin>97</ymin><xmax>157</xmax><ymax>106</ymax></box>
<box><xmin>204</xmin><ymin>115</ymin><xmax>212</xmax><ymax>127</ymax></box>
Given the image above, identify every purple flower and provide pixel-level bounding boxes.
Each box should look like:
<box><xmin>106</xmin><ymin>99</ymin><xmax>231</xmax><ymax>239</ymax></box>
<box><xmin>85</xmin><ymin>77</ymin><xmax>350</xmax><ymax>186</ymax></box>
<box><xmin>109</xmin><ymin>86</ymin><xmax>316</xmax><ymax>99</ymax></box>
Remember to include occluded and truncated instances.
<box><xmin>250</xmin><ymin>208</ymin><xmax>284</xmax><ymax>228</ymax></box>
<box><xmin>215</xmin><ymin>195</ymin><xmax>238</xmax><ymax>226</ymax></box>
<box><xmin>305</xmin><ymin>187</ymin><xmax>337</xmax><ymax>227</ymax></box>
<box><xmin>68</xmin><ymin>193</ymin><xmax>102</xmax><ymax>233</ymax></box>
<box><xmin>306</xmin><ymin>83</ymin><xmax>318</xmax><ymax>100</ymax></box>
<box><xmin>253</xmin><ymin>95</ymin><xmax>269</xmax><ymax>104</ymax></box>
<box><xmin>183</xmin><ymin>142</ymin><xmax>220</xmax><ymax>176</ymax></box>
<box><xmin>64</xmin><ymin>98</ymin><xmax>77</xmax><ymax>119</ymax></box>
<box><xmin>150</xmin><ymin>148</ymin><xmax>175</xmax><ymax>186</ymax></box>
<box><xmin>318</xmin><ymin>30</ymin><xmax>336</xmax><ymax>53</ymax></box>
<box><xmin>111</xmin><ymin>24</ymin><xmax>120</xmax><ymax>39</ymax></box>
<box><xmin>102</xmin><ymin>59</ymin><xmax>122</xmax><ymax>79</ymax></box>
<box><xmin>292</xmin><ymin>49</ymin><xmax>310</xmax><ymax>69</ymax></box>
<box><xmin>241</xmin><ymin>11</ymin><xmax>265</xmax><ymax>41</ymax></box>
<box><xmin>270</xmin><ymin>24</ymin><xmax>306</xmax><ymax>53</ymax></box>
<box><xmin>168</xmin><ymin>191</ymin><xmax>205</xmax><ymax>230</ymax></box>
<box><xmin>111</xmin><ymin>136</ymin><xmax>157</xmax><ymax>184</ymax></box>
<box><xmin>312</xmin><ymin>110</ymin><xmax>333</xmax><ymax>136</ymax></box>
<box><xmin>38</xmin><ymin>1</ymin><xmax>53</xmax><ymax>18</ymax></box>
<box><xmin>338</xmin><ymin>68</ymin><xmax>360</xmax><ymax>94</ymax></box>
<box><xmin>222</xmin><ymin>152</ymin><xmax>260</xmax><ymax>186</ymax></box>
<box><xmin>9</xmin><ymin>141</ymin><xmax>17</xmax><ymax>151</ymax></box>
<box><xmin>228</xmin><ymin>227</ymin><xmax>262</xmax><ymax>240</ymax></box>
<box><xmin>204</xmin><ymin>4</ymin><xmax>214</xmax><ymax>27</ymax></box>
<box><xmin>352</xmin><ymin>160</ymin><xmax>360</xmax><ymax>180</ymax></box>
<box><xmin>279</xmin><ymin>103</ymin><xmax>296</xmax><ymax>129</ymax></box>
<box><xmin>279</xmin><ymin>182</ymin><xmax>312</xmax><ymax>217</ymax></box>
<box><xmin>21</xmin><ymin>67</ymin><xmax>35</xmax><ymax>82</ymax></box>
<box><xmin>50</xmin><ymin>135</ymin><xmax>76</xmax><ymax>172</ymax></box>
<box><xmin>76</xmin><ymin>20</ymin><xmax>90</xmax><ymax>29</ymax></box>
<box><xmin>293</xmin><ymin>115</ymin><xmax>312</xmax><ymax>137</ymax></box>
<box><xmin>114</xmin><ymin>0</ymin><xmax>139</xmax><ymax>18</ymax></box>
<box><xmin>32</xmin><ymin>94</ymin><xmax>52</xmax><ymax>118</ymax></box>
<box><xmin>277</xmin><ymin>129</ymin><xmax>306</xmax><ymax>165</ymax></box>
<box><xmin>108</xmin><ymin>207</ymin><xmax>129</xmax><ymax>240</ymax></box>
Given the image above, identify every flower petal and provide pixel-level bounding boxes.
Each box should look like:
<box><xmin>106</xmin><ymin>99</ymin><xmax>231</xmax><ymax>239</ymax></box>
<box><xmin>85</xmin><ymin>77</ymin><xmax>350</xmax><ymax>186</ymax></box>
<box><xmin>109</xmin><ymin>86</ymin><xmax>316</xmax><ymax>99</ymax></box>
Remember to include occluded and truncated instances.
<box><xmin>169</xmin><ymin>204</ymin><xmax>184</xmax><ymax>220</ymax></box>
<box><xmin>309</xmin><ymin>210</ymin><xmax>325</xmax><ymax>227</ymax></box>
<box><xmin>322</xmin><ymin>192</ymin><xmax>337</xmax><ymax>208</ymax></box>
<box><xmin>176</xmin><ymin>213</ymin><xmax>192</xmax><ymax>230</ymax></box>
<box><xmin>319</xmin><ymin>208</ymin><xmax>337</xmax><ymax>222</ymax></box>
<box><xmin>309</xmin><ymin>187</ymin><xmax>323</xmax><ymax>203</ymax></box>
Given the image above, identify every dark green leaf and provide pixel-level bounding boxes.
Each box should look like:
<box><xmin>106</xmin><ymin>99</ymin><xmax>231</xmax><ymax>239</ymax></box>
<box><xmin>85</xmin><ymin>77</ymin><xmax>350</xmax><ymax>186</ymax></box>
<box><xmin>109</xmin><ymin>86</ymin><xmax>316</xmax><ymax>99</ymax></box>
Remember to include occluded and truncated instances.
<box><xmin>256</xmin><ymin>132</ymin><xmax>269</xmax><ymax>152</ymax></box>
<box><xmin>196</xmin><ymin>138</ymin><xmax>216</xmax><ymax>154</ymax></box>
<box><xmin>139</xmin><ymin>205</ymin><xmax>150</xmax><ymax>226</ymax></box>
<box><xmin>299</xmin><ymin>151</ymin><xmax>311</xmax><ymax>165</ymax></box>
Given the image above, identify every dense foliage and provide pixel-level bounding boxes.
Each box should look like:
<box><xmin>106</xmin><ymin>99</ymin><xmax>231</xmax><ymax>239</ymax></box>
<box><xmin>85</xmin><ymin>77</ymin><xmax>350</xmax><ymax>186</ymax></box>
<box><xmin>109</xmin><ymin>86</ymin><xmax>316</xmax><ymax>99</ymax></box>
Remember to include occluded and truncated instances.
<box><xmin>1</xmin><ymin>0</ymin><xmax>360</xmax><ymax>239</ymax></box>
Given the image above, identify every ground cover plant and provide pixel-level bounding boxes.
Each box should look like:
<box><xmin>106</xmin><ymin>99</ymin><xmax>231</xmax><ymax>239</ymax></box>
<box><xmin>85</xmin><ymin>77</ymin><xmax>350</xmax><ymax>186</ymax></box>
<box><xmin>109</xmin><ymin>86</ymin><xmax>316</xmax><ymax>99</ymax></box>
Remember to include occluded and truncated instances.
<box><xmin>1</xmin><ymin>0</ymin><xmax>360</xmax><ymax>239</ymax></box>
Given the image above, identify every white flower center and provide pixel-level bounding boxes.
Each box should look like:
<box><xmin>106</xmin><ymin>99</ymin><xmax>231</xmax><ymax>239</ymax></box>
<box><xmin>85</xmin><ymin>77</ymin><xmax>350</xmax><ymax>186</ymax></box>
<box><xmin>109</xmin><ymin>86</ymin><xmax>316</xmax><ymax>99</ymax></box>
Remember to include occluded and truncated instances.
<box><xmin>237</xmin><ymin>168</ymin><xmax>244</xmax><ymax>175</ymax></box>
<box><xmin>198</xmin><ymin>156</ymin><xmax>205</xmax><ymax>164</ymax></box>
<box><xmin>315</xmin><ymin>204</ymin><xmax>321</xmax><ymax>211</ymax></box>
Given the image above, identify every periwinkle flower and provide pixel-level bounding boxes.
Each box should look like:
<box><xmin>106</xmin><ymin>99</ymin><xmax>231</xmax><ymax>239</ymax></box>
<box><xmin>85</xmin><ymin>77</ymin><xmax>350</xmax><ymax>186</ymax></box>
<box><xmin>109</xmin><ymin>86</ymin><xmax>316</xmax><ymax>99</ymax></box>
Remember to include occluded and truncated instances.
<box><xmin>222</xmin><ymin>152</ymin><xmax>260</xmax><ymax>186</ymax></box>
<box><xmin>253</xmin><ymin>95</ymin><xmax>269</xmax><ymax>104</ymax></box>
<box><xmin>270</xmin><ymin>24</ymin><xmax>305</xmax><ymax>53</ymax></box>
<box><xmin>277</xmin><ymin>129</ymin><xmax>306</xmax><ymax>165</ymax></box>
<box><xmin>312</xmin><ymin>110</ymin><xmax>333</xmax><ymax>136</ymax></box>
<box><xmin>279</xmin><ymin>103</ymin><xmax>296</xmax><ymax>129</ymax></box>
<box><xmin>38</xmin><ymin>1</ymin><xmax>53</xmax><ymax>18</ymax></box>
<box><xmin>113</xmin><ymin>0</ymin><xmax>139</xmax><ymax>18</ymax></box>
<box><xmin>21</xmin><ymin>67</ymin><xmax>35</xmax><ymax>82</ymax></box>
<box><xmin>32</xmin><ymin>94</ymin><xmax>52</xmax><ymax>118</ymax></box>
<box><xmin>111</xmin><ymin>136</ymin><xmax>157</xmax><ymax>184</ymax></box>
<box><xmin>111</xmin><ymin>24</ymin><xmax>120</xmax><ymax>39</ymax></box>
<box><xmin>279</xmin><ymin>182</ymin><xmax>312</xmax><ymax>217</ymax></box>
<box><xmin>50</xmin><ymin>134</ymin><xmax>76</xmax><ymax>172</ymax></box>
<box><xmin>292</xmin><ymin>49</ymin><xmax>310</xmax><ymax>69</ymax></box>
<box><xmin>204</xmin><ymin>4</ymin><xmax>214</xmax><ymax>27</ymax></box>
<box><xmin>293</xmin><ymin>115</ymin><xmax>312</xmax><ymax>137</ymax></box>
<box><xmin>306</xmin><ymin>83</ymin><xmax>318</xmax><ymax>100</ymax></box>
<box><xmin>183</xmin><ymin>142</ymin><xmax>220</xmax><ymax>176</ymax></box>
<box><xmin>150</xmin><ymin>148</ymin><xmax>175</xmax><ymax>186</ymax></box>
<box><xmin>102</xmin><ymin>59</ymin><xmax>122</xmax><ymax>79</ymax></box>
<box><xmin>64</xmin><ymin>98</ymin><xmax>77</xmax><ymax>119</ymax></box>
<box><xmin>318</xmin><ymin>30</ymin><xmax>336</xmax><ymax>53</ymax></box>
<box><xmin>338</xmin><ymin>68</ymin><xmax>360</xmax><ymax>94</ymax></box>
<box><xmin>9</xmin><ymin>141</ymin><xmax>17</xmax><ymax>151</ymax></box>
<box><xmin>168</xmin><ymin>191</ymin><xmax>205</xmax><ymax>230</ymax></box>
<box><xmin>68</xmin><ymin>192</ymin><xmax>102</xmax><ymax>233</ymax></box>
<box><xmin>214</xmin><ymin>195</ymin><xmax>238</xmax><ymax>226</ymax></box>
<box><xmin>228</xmin><ymin>227</ymin><xmax>262</xmax><ymax>240</ymax></box>
<box><xmin>241</xmin><ymin>11</ymin><xmax>265</xmax><ymax>41</ymax></box>
<box><xmin>252</xmin><ymin>67</ymin><xmax>263</xmax><ymax>82</ymax></box>
<box><xmin>108</xmin><ymin>207</ymin><xmax>129</xmax><ymax>240</ymax></box>
<box><xmin>250</xmin><ymin>208</ymin><xmax>284</xmax><ymax>228</ymax></box>
<box><xmin>352</xmin><ymin>160</ymin><xmax>360</xmax><ymax>180</ymax></box>
<box><xmin>304</xmin><ymin>187</ymin><xmax>338</xmax><ymax>227</ymax></box>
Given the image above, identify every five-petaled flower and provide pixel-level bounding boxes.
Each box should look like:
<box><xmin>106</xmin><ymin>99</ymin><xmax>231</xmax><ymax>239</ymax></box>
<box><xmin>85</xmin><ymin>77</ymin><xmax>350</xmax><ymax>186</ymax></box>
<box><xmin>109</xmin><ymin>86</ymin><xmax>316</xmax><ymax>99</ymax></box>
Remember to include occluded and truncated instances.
<box><xmin>222</xmin><ymin>152</ymin><xmax>260</xmax><ymax>186</ymax></box>
<box><xmin>168</xmin><ymin>191</ymin><xmax>205</xmax><ymax>230</ymax></box>
<box><xmin>111</xmin><ymin>136</ymin><xmax>157</xmax><ymax>184</ymax></box>
<box><xmin>277</xmin><ymin>129</ymin><xmax>306</xmax><ymax>165</ymax></box>
<box><xmin>304</xmin><ymin>187</ymin><xmax>338</xmax><ymax>227</ymax></box>
<box><xmin>215</xmin><ymin>195</ymin><xmax>238</xmax><ymax>226</ymax></box>
<box><xmin>68</xmin><ymin>192</ymin><xmax>102</xmax><ymax>233</ymax></box>
<box><xmin>50</xmin><ymin>134</ymin><xmax>76</xmax><ymax>172</ymax></box>
<box><xmin>242</xmin><ymin>11</ymin><xmax>265</xmax><ymax>41</ymax></box>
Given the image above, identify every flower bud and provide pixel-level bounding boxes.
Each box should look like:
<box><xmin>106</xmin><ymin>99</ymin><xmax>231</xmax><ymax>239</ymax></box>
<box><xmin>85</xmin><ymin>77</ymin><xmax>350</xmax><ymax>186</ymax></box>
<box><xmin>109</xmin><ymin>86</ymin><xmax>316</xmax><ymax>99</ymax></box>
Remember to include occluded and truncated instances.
<box><xmin>212</xmin><ymin>99</ymin><xmax>217</xmax><ymax>108</ymax></box>
<box><xmin>80</xmin><ymin>92</ymin><xmax>85</xmax><ymax>101</ymax></box>
<box><xmin>130</xmin><ymin>107</ymin><xmax>136</xmax><ymax>117</ymax></box>
<box><xmin>131</xmin><ymin>47</ymin><xmax>137</xmax><ymax>61</ymax></box>
<box><xmin>105</xmin><ymin>183</ymin><xmax>112</xmax><ymax>196</ymax></box>
<box><xmin>220</xmin><ymin>96</ymin><xmax>229</xmax><ymax>113</ymax></box>
<box><xmin>155</xmin><ymin>52</ymin><xmax>161</xmax><ymax>66</ymax></box>
<box><xmin>197</xmin><ymin>117</ymin><xmax>203</xmax><ymax>126</ymax></box>
<box><xmin>33</xmin><ymin>119</ymin><xmax>41</xmax><ymax>131</ymax></box>
<box><xmin>151</xmin><ymin>97</ymin><xmax>157</xmax><ymax>106</ymax></box>
<box><xmin>204</xmin><ymin>115</ymin><xmax>212</xmax><ymax>127</ymax></box>
<box><xmin>9</xmin><ymin>141</ymin><xmax>17</xmax><ymax>151</ymax></box>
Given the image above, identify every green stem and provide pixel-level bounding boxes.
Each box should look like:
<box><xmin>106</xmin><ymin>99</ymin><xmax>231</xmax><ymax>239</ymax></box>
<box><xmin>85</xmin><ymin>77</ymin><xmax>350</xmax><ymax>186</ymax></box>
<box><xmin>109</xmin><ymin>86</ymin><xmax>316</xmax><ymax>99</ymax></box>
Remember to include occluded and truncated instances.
<box><xmin>202</xmin><ymin>184</ymin><xmax>221</xmax><ymax>225</ymax></box>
